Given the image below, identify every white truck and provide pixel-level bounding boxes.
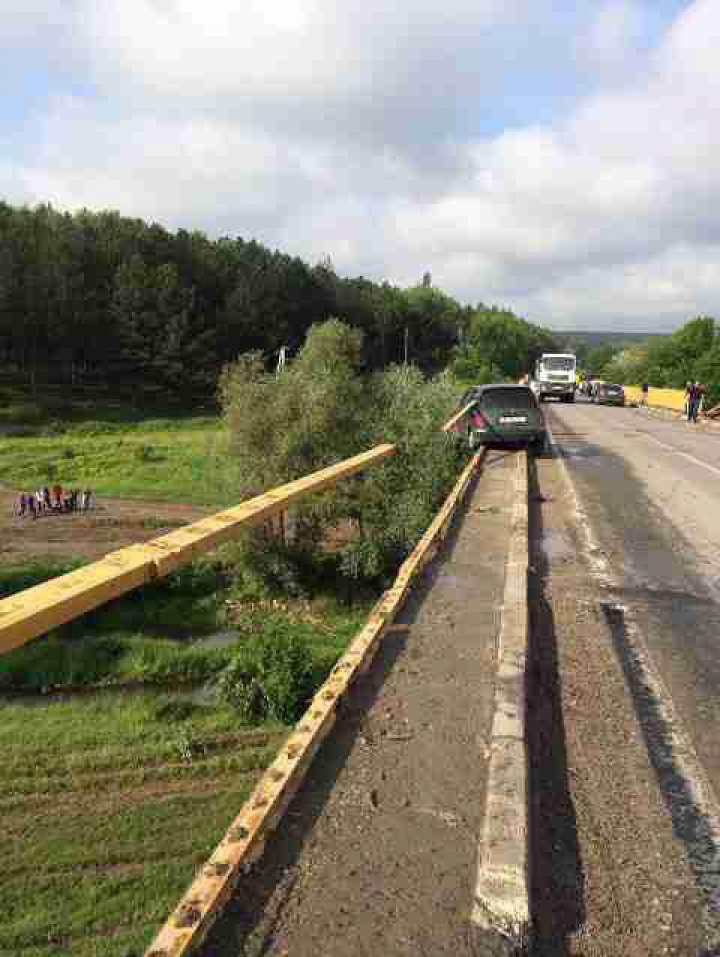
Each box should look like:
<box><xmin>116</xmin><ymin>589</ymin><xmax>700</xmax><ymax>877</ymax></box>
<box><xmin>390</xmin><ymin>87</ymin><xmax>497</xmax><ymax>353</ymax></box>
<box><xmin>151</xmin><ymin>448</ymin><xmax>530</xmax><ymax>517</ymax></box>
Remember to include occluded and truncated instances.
<box><xmin>532</xmin><ymin>353</ymin><xmax>577</xmax><ymax>403</ymax></box>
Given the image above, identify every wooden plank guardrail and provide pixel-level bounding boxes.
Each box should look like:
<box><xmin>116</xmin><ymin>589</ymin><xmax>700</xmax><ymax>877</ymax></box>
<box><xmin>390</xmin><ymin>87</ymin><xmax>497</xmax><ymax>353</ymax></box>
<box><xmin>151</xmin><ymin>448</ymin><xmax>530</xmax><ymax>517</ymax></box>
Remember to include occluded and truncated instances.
<box><xmin>0</xmin><ymin>444</ymin><xmax>395</xmax><ymax>656</ymax></box>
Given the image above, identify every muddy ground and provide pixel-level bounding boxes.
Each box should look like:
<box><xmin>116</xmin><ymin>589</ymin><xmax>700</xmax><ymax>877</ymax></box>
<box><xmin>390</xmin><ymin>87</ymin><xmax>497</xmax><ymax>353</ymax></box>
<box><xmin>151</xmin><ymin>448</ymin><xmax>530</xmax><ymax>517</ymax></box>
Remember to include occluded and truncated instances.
<box><xmin>0</xmin><ymin>485</ymin><xmax>209</xmax><ymax>566</ymax></box>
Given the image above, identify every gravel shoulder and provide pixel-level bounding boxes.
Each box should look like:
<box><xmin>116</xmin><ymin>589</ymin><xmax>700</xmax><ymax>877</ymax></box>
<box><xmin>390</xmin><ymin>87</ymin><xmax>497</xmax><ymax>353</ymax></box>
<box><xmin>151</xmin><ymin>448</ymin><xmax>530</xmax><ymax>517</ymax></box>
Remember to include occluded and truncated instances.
<box><xmin>200</xmin><ymin>450</ymin><xmax>518</xmax><ymax>957</ymax></box>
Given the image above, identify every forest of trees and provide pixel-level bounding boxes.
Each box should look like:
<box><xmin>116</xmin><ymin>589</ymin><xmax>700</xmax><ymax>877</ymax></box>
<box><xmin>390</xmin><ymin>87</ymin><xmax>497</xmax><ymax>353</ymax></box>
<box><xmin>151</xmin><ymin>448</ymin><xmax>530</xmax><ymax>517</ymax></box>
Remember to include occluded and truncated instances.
<box><xmin>0</xmin><ymin>201</ymin><xmax>559</xmax><ymax>400</ymax></box>
<box><xmin>589</xmin><ymin>316</ymin><xmax>720</xmax><ymax>407</ymax></box>
<box><xmin>0</xmin><ymin>202</ymin><xmax>472</xmax><ymax>398</ymax></box>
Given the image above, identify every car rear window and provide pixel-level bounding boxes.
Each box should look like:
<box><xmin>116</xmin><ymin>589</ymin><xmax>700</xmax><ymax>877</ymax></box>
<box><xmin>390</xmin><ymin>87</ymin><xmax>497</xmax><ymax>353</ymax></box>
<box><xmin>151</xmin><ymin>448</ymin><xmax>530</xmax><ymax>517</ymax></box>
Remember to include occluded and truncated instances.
<box><xmin>480</xmin><ymin>387</ymin><xmax>537</xmax><ymax>411</ymax></box>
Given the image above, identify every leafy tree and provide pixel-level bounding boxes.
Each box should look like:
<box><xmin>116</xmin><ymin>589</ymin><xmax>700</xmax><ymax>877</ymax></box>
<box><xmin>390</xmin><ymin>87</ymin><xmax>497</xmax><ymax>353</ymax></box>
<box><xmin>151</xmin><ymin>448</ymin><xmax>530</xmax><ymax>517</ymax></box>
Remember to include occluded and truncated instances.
<box><xmin>585</xmin><ymin>344</ymin><xmax>618</xmax><ymax>376</ymax></box>
<box><xmin>452</xmin><ymin>304</ymin><xmax>558</xmax><ymax>382</ymax></box>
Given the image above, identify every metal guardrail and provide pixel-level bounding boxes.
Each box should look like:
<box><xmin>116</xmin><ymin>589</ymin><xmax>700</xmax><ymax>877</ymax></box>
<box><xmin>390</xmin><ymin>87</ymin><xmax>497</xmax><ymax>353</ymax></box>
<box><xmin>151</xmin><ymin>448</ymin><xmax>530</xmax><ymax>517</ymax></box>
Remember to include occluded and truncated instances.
<box><xmin>623</xmin><ymin>385</ymin><xmax>686</xmax><ymax>411</ymax></box>
<box><xmin>0</xmin><ymin>444</ymin><xmax>396</xmax><ymax>656</ymax></box>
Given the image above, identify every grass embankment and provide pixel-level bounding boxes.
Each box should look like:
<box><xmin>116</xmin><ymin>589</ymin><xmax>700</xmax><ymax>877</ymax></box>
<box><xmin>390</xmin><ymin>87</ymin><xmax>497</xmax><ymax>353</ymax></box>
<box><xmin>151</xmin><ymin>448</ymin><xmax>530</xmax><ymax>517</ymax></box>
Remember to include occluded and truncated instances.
<box><xmin>1</xmin><ymin>558</ymin><xmax>370</xmax><ymax>955</ymax></box>
<box><xmin>1</xmin><ymin>693</ymin><xmax>286</xmax><ymax>957</ymax></box>
<box><xmin>0</xmin><ymin>557</ymin><xmax>369</xmax><ymax>693</ymax></box>
<box><xmin>0</xmin><ymin>416</ymin><xmax>230</xmax><ymax>506</ymax></box>
<box><xmin>0</xmin><ymin>382</ymin><xmax>238</xmax><ymax>505</ymax></box>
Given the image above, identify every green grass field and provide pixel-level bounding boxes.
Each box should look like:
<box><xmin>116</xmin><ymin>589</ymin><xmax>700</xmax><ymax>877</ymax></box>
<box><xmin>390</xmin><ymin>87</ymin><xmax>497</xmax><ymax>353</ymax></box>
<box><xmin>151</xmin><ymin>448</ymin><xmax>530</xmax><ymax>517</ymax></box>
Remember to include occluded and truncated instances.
<box><xmin>0</xmin><ymin>417</ymin><xmax>235</xmax><ymax>506</ymax></box>
<box><xmin>0</xmin><ymin>381</ymin><xmax>241</xmax><ymax>504</ymax></box>
<box><xmin>0</xmin><ymin>382</ymin><xmax>378</xmax><ymax>952</ymax></box>
<box><xmin>1</xmin><ymin>693</ymin><xmax>287</xmax><ymax>957</ymax></box>
<box><xmin>1</xmin><ymin>560</ymin><xmax>368</xmax><ymax>953</ymax></box>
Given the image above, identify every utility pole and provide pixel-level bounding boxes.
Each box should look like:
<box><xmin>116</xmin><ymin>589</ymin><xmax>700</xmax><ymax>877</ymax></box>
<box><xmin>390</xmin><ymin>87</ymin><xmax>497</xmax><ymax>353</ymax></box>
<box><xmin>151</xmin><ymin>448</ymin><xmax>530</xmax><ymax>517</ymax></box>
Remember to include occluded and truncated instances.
<box><xmin>403</xmin><ymin>326</ymin><xmax>409</xmax><ymax>366</ymax></box>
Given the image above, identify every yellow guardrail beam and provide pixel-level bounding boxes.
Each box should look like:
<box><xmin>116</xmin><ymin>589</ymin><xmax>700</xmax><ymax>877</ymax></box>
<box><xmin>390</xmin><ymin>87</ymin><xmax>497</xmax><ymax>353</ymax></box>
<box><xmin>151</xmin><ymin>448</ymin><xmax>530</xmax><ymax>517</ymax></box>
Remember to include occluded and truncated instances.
<box><xmin>623</xmin><ymin>385</ymin><xmax>686</xmax><ymax>411</ymax></box>
<box><xmin>0</xmin><ymin>444</ymin><xmax>396</xmax><ymax>656</ymax></box>
<box><xmin>442</xmin><ymin>401</ymin><xmax>475</xmax><ymax>434</ymax></box>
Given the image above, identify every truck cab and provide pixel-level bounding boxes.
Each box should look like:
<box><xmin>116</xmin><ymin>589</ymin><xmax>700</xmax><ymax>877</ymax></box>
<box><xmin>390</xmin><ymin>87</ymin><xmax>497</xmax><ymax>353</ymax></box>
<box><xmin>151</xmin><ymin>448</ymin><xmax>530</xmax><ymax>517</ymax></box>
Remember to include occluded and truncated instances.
<box><xmin>533</xmin><ymin>353</ymin><xmax>577</xmax><ymax>403</ymax></box>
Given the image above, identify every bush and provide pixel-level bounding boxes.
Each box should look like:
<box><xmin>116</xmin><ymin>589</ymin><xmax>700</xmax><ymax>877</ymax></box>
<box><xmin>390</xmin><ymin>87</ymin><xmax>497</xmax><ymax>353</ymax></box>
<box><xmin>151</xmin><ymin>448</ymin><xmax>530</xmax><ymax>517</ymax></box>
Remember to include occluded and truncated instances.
<box><xmin>131</xmin><ymin>443</ymin><xmax>166</xmax><ymax>463</ymax></box>
<box><xmin>339</xmin><ymin>365</ymin><xmax>466</xmax><ymax>582</ymax></box>
<box><xmin>220</xmin><ymin>321</ymin><xmax>467</xmax><ymax>592</ymax></box>
<box><xmin>1</xmin><ymin>402</ymin><xmax>44</xmax><ymax>424</ymax></box>
<box><xmin>217</xmin><ymin>628</ymin><xmax>314</xmax><ymax>724</ymax></box>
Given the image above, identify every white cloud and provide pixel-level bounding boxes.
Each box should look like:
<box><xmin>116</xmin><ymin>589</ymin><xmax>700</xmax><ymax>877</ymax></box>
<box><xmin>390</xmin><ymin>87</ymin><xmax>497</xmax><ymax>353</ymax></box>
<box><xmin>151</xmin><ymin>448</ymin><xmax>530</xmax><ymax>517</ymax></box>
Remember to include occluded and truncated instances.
<box><xmin>4</xmin><ymin>0</ymin><xmax>720</xmax><ymax>331</ymax></box>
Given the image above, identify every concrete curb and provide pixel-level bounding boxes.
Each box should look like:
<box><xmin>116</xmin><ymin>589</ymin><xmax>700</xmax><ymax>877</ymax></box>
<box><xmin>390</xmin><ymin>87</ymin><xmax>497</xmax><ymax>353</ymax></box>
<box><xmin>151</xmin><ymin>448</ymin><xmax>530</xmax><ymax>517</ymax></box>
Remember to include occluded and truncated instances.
<box><xmin>145</xmin><ymin>450</ymin><xmax>485</xmax><ymax>957</ymax></box>
<box><xmin>472</xmin><ymin>450</ymin><xmax>530</xmax><ymax>955</ymax></box>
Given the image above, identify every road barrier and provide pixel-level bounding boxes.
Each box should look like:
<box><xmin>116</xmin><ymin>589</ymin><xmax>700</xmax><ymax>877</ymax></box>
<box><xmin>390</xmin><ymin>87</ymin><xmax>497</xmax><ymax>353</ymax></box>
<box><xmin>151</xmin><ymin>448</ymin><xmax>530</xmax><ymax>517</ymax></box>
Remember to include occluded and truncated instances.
<box><xmin>145</xmin><ymin>449</ymin><xmax>484</xmax><ymax>957</ymax></box>
<box><xmin>623</xmin><ymin>385</ymin><xmax>686</xmax><ymax>411</ymax></box>
<box><xmin>442</xmin><ymin>400</ymin><xmax>475</xmax><ymax>434</ymax></box>
<box><xmin>0</xmin><ymin>444</ymin><xmax>395</xmax><ymax>656</ymax></box>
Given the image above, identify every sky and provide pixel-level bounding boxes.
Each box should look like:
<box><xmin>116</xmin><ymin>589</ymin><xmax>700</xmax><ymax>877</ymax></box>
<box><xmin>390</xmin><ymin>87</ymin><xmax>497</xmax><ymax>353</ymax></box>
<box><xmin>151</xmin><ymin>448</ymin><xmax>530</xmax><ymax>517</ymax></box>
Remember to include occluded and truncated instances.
<box><xmin>1</xmin><ymin>0</ymin><xmax>717</xmax><ymax>332</ymax></box>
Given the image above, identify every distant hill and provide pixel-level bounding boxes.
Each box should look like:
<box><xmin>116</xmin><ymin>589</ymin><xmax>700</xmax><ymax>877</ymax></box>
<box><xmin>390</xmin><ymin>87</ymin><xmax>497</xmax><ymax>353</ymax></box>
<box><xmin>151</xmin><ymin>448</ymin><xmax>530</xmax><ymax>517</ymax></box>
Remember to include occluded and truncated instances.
<box><xmin>553</xmin><ymin>330</ymin><xmax>665</xmax><ymax>349</ymax></box>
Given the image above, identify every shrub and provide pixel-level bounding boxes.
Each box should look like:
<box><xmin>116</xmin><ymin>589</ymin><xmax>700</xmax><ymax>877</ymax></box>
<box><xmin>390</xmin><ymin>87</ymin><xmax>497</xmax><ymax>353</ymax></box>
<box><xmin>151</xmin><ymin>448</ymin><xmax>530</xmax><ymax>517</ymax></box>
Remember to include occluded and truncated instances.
<box><xmin>220</xmin><ymin>321</ymin><xmax>466</xmax><ymax>592</ymax></box>
<box><xmin>217</xmin><ymin>628</ymin><xmax>314</xmax><ymax>724</ymax></box>
<box><xmin>2</xmin><ymin>402</ymin><xmax>44</xmax><ymax>424</ymax></box>
<box><xmin>338</xmin><ymin>365</ymin><xmax>465</xmax><ymax>583</ymax></box>
<box><xmin>135</xmin><ymin>444</ymin><xmax>156</xmax><ymax>462</ymax></box>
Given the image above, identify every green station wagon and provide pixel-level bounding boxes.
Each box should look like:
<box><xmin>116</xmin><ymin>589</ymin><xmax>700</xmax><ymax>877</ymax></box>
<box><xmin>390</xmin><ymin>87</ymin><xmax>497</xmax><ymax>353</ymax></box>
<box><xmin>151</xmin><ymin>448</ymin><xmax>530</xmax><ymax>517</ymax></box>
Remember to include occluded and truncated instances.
<box><xmin>462</xmin><ymin>384</ymin><xmax>547</xmax><ymax>454</ymax></box>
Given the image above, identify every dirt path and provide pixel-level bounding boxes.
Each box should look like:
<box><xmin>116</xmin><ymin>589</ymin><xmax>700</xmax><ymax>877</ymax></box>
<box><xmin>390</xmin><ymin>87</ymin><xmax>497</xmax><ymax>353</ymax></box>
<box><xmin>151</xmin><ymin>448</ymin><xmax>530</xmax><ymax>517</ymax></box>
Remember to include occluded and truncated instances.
<box><xmin>0</xmin><ymin>485</ymin><xmax>210</xmax><ymax>565</ymax></box>
<box><xmin>198</xmin><ymin>449</ymin><xmax>518</xmax><ymax>957</ymax></box>
<box><xmin>529</xmin><ymin>442</ymin><xmax>706</xmax><ymax>955</ymax></box>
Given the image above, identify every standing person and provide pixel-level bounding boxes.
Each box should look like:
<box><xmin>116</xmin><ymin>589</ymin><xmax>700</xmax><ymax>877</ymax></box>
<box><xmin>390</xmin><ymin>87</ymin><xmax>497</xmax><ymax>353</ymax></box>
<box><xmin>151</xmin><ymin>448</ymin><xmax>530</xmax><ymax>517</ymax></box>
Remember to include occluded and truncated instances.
<box><xmin>53</xmin><ymin>483</ymin><xmax>62</xmax><ymax>510</ymax></box>
<box><xmin>641</xmin><ymin>381</ymin><xmax>649</xmax><ymax>406</ymax></box>
<box><xmin>690</xmin><ymin>382</ymin><xmax>705</xmax><ymax>423</ymax></box>
<box><xmin>35</xmin><ymin>489</ymin><xmax>44</xmax><ymax>515</ymax></box>
<box><xmin>17</xmin><ymin>493</ymin><xmax>27</xmax><ymax>517</ymax></box>
<box><xmin>687</xmin><ymin>382</ymin><xmax>699</xmax><ymax>423</ymax></box>
<box><xmin>685</xmin><ymin>381</ymin><xmax>694</xmax><ymax>420</ymax></box>
<box><xmin>43</xmin><ymin>486</ymin><xmax>52</xmax><ymax>511</ymax></box>
<box><xmin>28</xmin><ymin>493</ymin><xmax>37</xmax><ymax>520</ymax></box>
<box><xmin>83</xmin><ymin>488</ymin><xmax>92</xmax><ymax>512</ymax></box>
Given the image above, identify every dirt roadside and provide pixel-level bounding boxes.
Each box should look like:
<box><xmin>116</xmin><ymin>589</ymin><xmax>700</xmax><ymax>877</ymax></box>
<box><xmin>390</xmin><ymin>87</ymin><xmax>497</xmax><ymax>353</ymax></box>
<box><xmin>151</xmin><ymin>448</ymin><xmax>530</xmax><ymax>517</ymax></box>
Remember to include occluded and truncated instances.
<box><xmin>0</xmin><ymin>485</ymin><xmax>209</xmax><ymax>565</ymax></box>
<box><xmin>528</xmin><ymin>447</ymin><xmax>705</xmax><ymax>955</ymax></box>
<box><xmin>199</xmin><ymin>449</ymin><xmax>518</xmax><ymax>957</ymax></box>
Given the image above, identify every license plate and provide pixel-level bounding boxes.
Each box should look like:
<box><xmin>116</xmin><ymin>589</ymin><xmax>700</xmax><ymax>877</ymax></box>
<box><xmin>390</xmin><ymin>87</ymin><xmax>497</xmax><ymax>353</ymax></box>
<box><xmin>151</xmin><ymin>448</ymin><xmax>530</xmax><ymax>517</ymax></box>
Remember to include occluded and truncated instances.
<box><xmin>499</xmin><ymin>415</ymin><xmax>527</xmax><ymax>424</ymax></box>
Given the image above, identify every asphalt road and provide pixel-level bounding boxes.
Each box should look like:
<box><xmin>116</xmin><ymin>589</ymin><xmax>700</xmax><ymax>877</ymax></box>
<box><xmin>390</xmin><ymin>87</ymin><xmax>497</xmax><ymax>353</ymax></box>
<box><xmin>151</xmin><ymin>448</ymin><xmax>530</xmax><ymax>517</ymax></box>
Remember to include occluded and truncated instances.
<box><xmin>546</xmin><ymin>397</ymin><xmax>720</xmax><ymax>949</ymax></box>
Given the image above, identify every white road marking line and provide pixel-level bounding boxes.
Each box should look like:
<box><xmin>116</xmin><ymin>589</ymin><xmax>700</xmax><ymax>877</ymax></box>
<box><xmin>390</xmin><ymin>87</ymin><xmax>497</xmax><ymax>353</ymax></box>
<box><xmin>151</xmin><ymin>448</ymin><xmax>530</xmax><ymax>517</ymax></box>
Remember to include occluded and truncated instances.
<box><xmin>641</xmin><ymin>432</ymin><xmax>676</xmax><ymax>453</ymax></box>
<box><xmin>604</xmin><ymin>602</ymin><xmax>720</xmax><ymax>924</ymax></box>
<box><xmin>638</xmin><ymin>431</ymin><xmax>720</xmax><ymax>476</ymax></box>
<box><xmin>551</xmin><ymin>417</ymin><xmax>720</xmax><ymax>929</ymax></box>
<box><xmin>677</xmin><ymin>450</ymin><xmax>720</xmax><ymax>478</ymax></box>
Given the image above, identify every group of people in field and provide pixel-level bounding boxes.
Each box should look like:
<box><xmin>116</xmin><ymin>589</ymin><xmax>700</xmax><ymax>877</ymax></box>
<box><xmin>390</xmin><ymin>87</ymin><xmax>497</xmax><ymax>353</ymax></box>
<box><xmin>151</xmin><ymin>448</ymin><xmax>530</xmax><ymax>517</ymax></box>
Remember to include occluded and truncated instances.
<box><xmin>16</xmin><ymin>485</ymin><xmax>93</xmax><ymax>519</ymax></box>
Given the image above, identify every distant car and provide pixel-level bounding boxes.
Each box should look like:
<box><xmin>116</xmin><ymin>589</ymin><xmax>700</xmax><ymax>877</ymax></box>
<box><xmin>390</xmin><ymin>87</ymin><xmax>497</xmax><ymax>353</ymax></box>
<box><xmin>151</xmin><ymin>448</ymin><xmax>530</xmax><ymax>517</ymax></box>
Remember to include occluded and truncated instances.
<box><xmin>593</xmin><ymin>383</ymin><xmax>625</xmax><ymax>406</ymax></box>
<box><xmin>463</xmin><ymin>384</ymin><xmax>547</xmax><ymax>453</ymax></box>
